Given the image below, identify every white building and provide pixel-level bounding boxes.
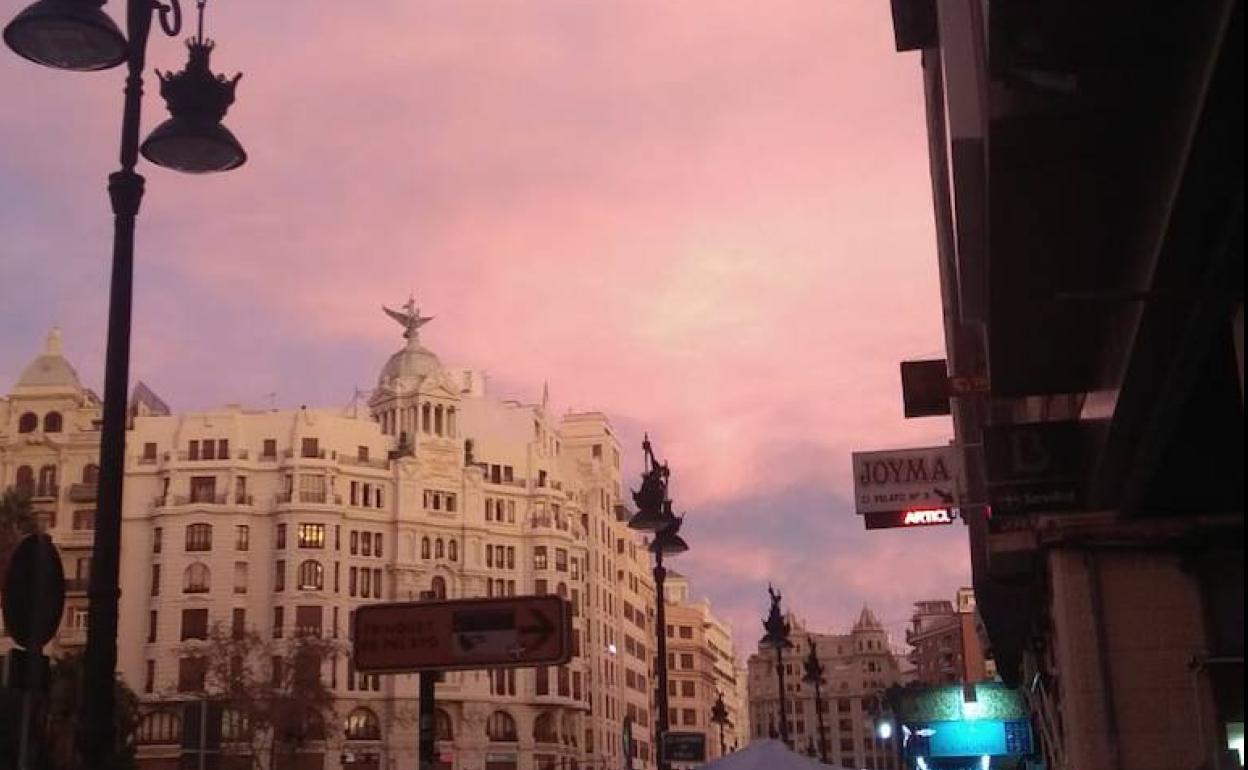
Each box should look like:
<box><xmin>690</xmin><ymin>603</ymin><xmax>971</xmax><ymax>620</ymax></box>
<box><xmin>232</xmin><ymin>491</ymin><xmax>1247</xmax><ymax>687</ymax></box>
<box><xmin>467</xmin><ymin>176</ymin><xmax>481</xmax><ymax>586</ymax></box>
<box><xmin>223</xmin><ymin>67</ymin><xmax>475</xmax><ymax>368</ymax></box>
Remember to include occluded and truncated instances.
<box><xmin>746</xmin><ymin>607</ymin><xmax>900</xmax><ymax>770</ymax></box>
<box><xmin>1</xmin><ymin>309</ymin><xmax>667</xmax><ymax>770</ymax></box>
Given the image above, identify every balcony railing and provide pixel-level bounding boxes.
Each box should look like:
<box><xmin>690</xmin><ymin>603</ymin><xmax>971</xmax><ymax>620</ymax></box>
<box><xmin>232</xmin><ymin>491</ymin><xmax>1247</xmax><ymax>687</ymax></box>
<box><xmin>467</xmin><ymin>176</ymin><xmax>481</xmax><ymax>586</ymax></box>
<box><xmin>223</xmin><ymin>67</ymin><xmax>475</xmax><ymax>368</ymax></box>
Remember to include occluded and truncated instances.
<box><xmin>338</xmin><ymin>455</ymin><xmax>390</xmax><ymax>470</ymax></box>
<box><xmin>154</xmin><ymin>493</ymin><xmax>228</xmax><ymax>507</ymax></box>
<box><xmin>68</xmin><ymin>482</ymin><xmax>98</xmax><ymax>502</ymax></box>
<box><xmin>275</xmin><ymin>491</ymin><xmax>342</xmax><ymax>506</ymax></box>
<box><xmin>31</xmin><ymin>484</ymin><xmax>58</xmax><ymax>500</ymax></box>
<box><xmin>284</xmin><ymin>448</ymin><xmax>328</xmax><ymax>460</ymax></box>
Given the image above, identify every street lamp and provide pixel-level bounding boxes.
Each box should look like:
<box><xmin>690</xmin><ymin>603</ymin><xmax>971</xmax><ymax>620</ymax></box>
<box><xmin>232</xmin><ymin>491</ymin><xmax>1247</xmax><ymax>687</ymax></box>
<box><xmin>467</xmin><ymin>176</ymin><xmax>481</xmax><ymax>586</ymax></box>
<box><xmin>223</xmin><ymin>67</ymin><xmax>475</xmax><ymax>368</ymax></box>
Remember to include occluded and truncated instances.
<box><xmin>3</xmin><ymin>0</ymin><xmax>246</xmax><ymax>765</ymax></box>
<box><xmin>801</xmin><ymin>636</ymin><xmax>828</xmax><ymax>764</ymax></box>
<box><xmin>759</xmin><ymin>585</ymin><xmax>793</xmax><ymax>750</ymax></box>
<box><xmin>709</xmin><ymin>691</ymin><xmax>730</xmax><ymax>758</ymax></box>
<box><xmin>627</xmin><ymin>436</ymin><xmax>688</xmax><ymax>770</ymax></box>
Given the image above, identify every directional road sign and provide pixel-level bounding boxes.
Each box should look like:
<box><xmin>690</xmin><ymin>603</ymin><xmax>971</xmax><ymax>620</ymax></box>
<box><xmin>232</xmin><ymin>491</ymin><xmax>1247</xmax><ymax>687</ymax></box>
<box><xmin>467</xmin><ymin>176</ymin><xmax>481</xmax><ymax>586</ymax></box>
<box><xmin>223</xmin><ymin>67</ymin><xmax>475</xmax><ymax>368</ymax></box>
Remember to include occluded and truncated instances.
<box><xmin>353</xmin><ymin>595</ymin><xmax>572</xmax><ymax>673</ymax></box>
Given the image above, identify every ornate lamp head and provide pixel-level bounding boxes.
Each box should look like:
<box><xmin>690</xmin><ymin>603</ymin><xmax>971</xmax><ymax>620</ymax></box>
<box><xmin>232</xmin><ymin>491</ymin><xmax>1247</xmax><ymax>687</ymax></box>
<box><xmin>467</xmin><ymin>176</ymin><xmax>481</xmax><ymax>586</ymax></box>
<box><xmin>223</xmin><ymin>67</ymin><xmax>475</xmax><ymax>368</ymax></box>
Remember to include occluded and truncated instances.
<box><xmin>628</xmin><ymin>435</ymin><xmax>672</xmax><ymax>532</ymax></box>
<box><xmin>760</xmin><ymin>584</ymin><xmax>792</xmax><ymax>650</ymax></box>
<box><xmin>3</xmin><ymin>0</ymin><xmax>126</xmax><ymax>71</ymax></box>
<box><xmin>710</xmin><ymin>692</ymin><xmax>730</xmax><ymax>727</ymax></box>
<box><xmin>140</xmin><ymin>37</ymin><xmax>245</xmax><ymax>173</ymax></box>
<box><xmin>649</xmin><ymin>510</ymin><xmax>689</xmax><ymax>556</ymax></box>
<box><xmin>802</xmin><ymin>637</ymin><xmax>825</xmax><ymax>685</ymax></box>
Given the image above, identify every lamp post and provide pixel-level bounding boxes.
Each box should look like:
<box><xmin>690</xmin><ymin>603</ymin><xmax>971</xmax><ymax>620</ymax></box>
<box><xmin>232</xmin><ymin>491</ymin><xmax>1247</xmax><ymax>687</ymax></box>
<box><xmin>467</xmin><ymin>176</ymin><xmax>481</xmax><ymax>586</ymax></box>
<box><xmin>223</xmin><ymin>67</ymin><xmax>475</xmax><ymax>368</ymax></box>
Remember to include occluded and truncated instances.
<box><xmin>3</xmin><ymin>0</ymin><xmax>246</xmax><ymax>765</ymax></box>
<box><xmin>801</xmin><ymin>636</ymin><xmax>828</xmax><ymax>764</ymax></box>
<box><xmin>627</xmin><ymin>436</ymin><xmax>688</xmax><ymax>770</ymax></box>
<box><xmin>709</xmin><ymin>691</ymin><xmax>730</xmax><ymax>758</ymax></box>
<box><xmin>759</xmin><ymin>585</ymin><xmax>792</xmax><ymax>749</ymax></box>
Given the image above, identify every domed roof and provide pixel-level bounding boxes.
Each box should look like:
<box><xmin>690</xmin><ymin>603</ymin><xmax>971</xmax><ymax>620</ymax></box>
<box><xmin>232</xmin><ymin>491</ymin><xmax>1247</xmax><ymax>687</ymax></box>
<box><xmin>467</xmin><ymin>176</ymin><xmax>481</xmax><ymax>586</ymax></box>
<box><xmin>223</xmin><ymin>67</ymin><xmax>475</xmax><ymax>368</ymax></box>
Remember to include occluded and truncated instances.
<box><xmin>378</xmin><ymin>338</ymin><xmax>443</xmax><ymax>387</ymax></box>
<box><xmin>14</xmin><ymin>328</ymin><xmax>82</xmax><ymax>391</ymax></box>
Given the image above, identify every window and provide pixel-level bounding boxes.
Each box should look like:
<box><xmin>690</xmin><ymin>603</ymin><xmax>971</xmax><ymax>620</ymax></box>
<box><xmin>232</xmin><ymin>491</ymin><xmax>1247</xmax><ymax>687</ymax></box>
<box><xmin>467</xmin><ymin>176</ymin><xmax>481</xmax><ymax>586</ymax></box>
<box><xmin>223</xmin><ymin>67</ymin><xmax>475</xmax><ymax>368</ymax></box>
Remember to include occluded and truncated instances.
<box><xmin>680</xmin><ymin>653</ymin><xmax>694</xmax><ymax>669</ymax></box>
<box><xmin>534</xmin><ymin>547</ymin><xmax>548</xmax><ymax>570</ymax></box>
<box><xmin>681</xmin><ymin>681</ymin><xmax>696</xmax><ymax>697</ymax></box>
<box><xmin>679</xmin><ymin>626</ymin><xmax>693</xmax><ymax>639</ymax></box>
<box><xmin>275</xmin><ymin>560</ymin><xmax>286</xmax><ymax>592</ymax></box>
<box><xmin>448</xmin><ymin>540</ymin><xmax>458</xmax><ymax>562</ymax></box>
<box><xmin>235</xmin><ymin>525</ymin><xmax>249</xmax><ymax>551</ymax></box>
<box><xmin>297</xmin><ymin>560</ymin><xmax>324</xmax><ymax>590</ymax></box>
<box><xmin>555</xmin><ymin>549</ymin><xmax>568</xmax><ymax>572</ymax></box>
<box><xmin>150</xmin><ymin>564</ymin><xmax>161</xmax><ymax>596</ymax></box>
<box><xmin>301</xmin><ymin>437</ymin><xmax>320</xmax><ymax>458</ymax></box>
<box><xmin>43</xmin><ymin>412</ymin><xmax>63</xmax><ymax>432</ymax></box>
<box><xmin>72</xmin><ymin>509</ymin><xmax>95</xmax><ymax>530</ymax></box>
<box><xmin>189</xmin><ymin>476</ymin><xmax>216</xmax><ymax>503</ymax></box>
<box><xmin>373</xmin><ymin>568</ymin><xmax>382</xmax><ymax>598</ymax></box>
<box><xmin>234</xmin><ymin>562</ymin><xmax>248</xmax><ymax>594</ymax></box>
<box><xmin>262</xmin><ymin>439</ymin><xmax>277</xmax><ymax>459</ymax></box>
<box><xmin>360</xmin><ymin>568</ymin><xmax>372</xmax><ymax>598</ymax></box>
<box><xmin>180</xmin><ymin>608</ymin><xmax>208</xmax><ymax>640</ymax></box>
<box><xmin>362</xmin><ymin>532</ymin><xmax>373</xmax><ymax>557</ymax></box>
<box><xmin>232</xmin><ymin>608</ymin><xmax>246</xmax><ymax>639</ymax></box>
<box><xmin>295</xmin><ymin>605</ymin><xmax>324</xmax><ymax>637</ymax></box>
<box><xmin>487</xmin><ymin>712</ymin><xmax>518</xmax><ymax>742</ymax></box>
<box><xmin>276</xmin><ymin>523</ymin><xmax>287</xmax><ymax>549</ymax></box>
<box><xmin>148</xmin><ymin>610</ymin><xmax>158</xmax><ymax>643</ymax></box>
<box><xmin>350</xmin><ymin>531</ymin><xmax>359</xmax><ymax>555</ymax></box>
<box><xmin>349</xmin><ymin>567</ymin><xmax>358</xmax><ymax>596</ymax></box>
<box><xmin>431</xmin><ymin>576</ymin><xmax>447</xmax><ymax>599</ymax></box>
<box><xmin>81</xmin><ymin>464</ymin><xmax>99</xmax><ymax>484</ymax></box>
<box><xmin>273</xmin><ymin>607</ymin><xmax>284</xmax><ymax>639</ymax></box>
<box><xmin>421</xmin><ymin>537</ymin><xmax>431</xmax><ymax>559</ymax></box>
<box><xmin>18</xmin><ymin>412</ymin><xmax>37</xmax><ymax>433</ymax></box>
<box><xmin>185</xmin><ymin>523</ymin><xmax>212</xmax><ymax>551</ymax></box>
<box><xmin>435</xmin><ymin>539</ymin><xmax>444</xmax><ymax>559</ymax></box>
<box><xmin>152</xmin><ymin>527</ymin><xmax>162</xmax><ymax>554</ymax></box>
<box><xmin>374</xmin><ymin>533</ymin><xmax>383</xmax><ymax>558</ymax></box>
<box><xmin>345</xmin><ymin>708</ymin><xmax>381</xmax><ymax>741</ymax></box>
<box><xmin>178</xmin><ymin>657</ymin><xmax>207</xmax><ymax>692</ymax></box>
<box><xmin>183</xmin><ymin>563</ymin><xmax>210</xmax><ymax>593</ymax></box>
<box><xmin>144</xmin><ymin>660</ymin><xmax>155</xmax><ymax>693</ymax></box>
<box><xmin>298</xmin><ymin>523</ymin><xmax>326</xmax><ymax>548</ymax></box>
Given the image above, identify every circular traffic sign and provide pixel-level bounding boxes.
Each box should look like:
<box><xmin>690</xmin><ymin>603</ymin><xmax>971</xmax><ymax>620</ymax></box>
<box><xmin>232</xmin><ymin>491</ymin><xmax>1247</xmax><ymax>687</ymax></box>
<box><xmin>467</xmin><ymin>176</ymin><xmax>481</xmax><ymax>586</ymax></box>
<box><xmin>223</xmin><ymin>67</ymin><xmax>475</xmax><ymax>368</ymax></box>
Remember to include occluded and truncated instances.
<box><xmin>1</xmin><ymin>533</ymin><xmax>66</xmax><ymax>650</ymax></box>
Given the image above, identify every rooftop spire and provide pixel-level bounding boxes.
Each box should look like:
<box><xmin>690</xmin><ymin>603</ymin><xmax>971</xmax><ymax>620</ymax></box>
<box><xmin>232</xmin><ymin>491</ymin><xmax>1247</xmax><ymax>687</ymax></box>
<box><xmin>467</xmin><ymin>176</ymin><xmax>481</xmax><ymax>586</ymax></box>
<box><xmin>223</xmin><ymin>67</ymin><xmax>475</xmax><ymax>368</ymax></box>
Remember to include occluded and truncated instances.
<box><xmin>45</xmin><ymin>326</ymin><xmax>62</xmax><ymax>355</ymax></box>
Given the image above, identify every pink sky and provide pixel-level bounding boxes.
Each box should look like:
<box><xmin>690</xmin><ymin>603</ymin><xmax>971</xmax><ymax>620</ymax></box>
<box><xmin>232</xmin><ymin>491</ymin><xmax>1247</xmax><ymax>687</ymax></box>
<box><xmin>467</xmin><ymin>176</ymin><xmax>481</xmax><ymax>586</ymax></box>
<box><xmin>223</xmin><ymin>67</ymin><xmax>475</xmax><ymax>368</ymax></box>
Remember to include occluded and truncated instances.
<box><xmin>0</xmin><ymin>0</ymin><xmax>968</xmax><ymax>650</ymax></box>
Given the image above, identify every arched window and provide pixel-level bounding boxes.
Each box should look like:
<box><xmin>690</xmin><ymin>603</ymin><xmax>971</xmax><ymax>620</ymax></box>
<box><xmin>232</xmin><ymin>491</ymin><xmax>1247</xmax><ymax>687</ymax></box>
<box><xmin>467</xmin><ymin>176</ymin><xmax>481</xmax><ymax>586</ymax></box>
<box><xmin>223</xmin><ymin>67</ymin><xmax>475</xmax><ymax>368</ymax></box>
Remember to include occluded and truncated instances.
<box><xmin>297</xmin><ymin>560</ymin><xmax>324</xmax><ymax>590</ymax></box>
<box><xmin>344</xmin><ymin>708</ymin><xmax>381</xmax><ymax>741</ymax></box>
<box><xmin>18</xmin><ymin>412</ymin><xmax>37</xmax><ymax>433</ymax></box>
<box><xmin>435</xmin><ymin>539</ymin><xmax>444</xmax><ymax>559</ymax></box>
<box><xmin>534</xmin><ymin>712</ymin><xmax>558</xmax><ymax>743</ymax></box>
<box><xmin>556</xmin><ymin>582</ymin><xmax>568</xmax><ymax>599</ymax></box>
<box><xmin>82</xmin><ymin>464</ymin><xmax>100</xmax><ymax>484</ymax></box>
<box><xmin>448</xmin><ymin>540</ymin><xmax>458</xmax><ymax>562</ymax></box>
<box><xmin>185</xmin><ymin>523</ymin><xmax>212</xmax><ymax>551</ymax></box>
<box><xmin>15</xmin><ymin>465</ymin><xmax>34</xmax><ymax>495</ymax></box>
<box><xmin>436</xmin><ymin>709</ymin><xmax>454</xmax><ymax>741</ymax></box>
<box><xmin>37</xmin><ymin>465</ymin><xmax>57</xmax><ymax>497</ymax></box>
<box><xmin>43</xmin><ymin>412</ymin><xmax>63</xmax><ymax>433</ymax></box>
<box><xmin>183</xmin><ymin>562</ymin><xmax>211</xmax><ymax>593</ymax></box>
<box><xmin>431</xmin><ymin>576</ymin><xmax>447</xmax><ymax>600</ymax></box>
<box><xmin>421</xmin><ymin>537</ymin><xmax>431</xmax><ymax>559</ymax></box>
<box><xmin>486</xmin><ymin>711</ymin><xmax>517</xmax><ymax>742</ymax></box>
<box><xmin>136</xmin><ymin>711</ymin><xmax>181</xmax><ymax>745</ymax></box>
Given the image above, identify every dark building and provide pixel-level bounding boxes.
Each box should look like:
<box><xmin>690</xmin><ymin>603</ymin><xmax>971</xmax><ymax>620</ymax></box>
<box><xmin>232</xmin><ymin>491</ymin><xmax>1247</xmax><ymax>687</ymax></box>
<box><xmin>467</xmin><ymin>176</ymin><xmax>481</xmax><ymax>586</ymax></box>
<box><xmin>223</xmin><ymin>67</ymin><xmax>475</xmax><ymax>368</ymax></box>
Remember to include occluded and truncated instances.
<box><xmin>889</xmin><ymin>1</ymin><xmax>1243</xmax><ymax>768</ymax></box>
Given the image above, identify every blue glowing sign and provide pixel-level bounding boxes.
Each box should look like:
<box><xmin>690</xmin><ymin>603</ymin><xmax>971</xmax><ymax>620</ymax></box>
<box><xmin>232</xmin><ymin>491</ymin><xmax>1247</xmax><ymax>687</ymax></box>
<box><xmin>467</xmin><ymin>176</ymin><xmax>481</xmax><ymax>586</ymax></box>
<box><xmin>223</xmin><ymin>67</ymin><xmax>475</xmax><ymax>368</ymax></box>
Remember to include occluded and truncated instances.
<box><xmin>905</xmin><ymin>720</ymin><xmax>1032</xmax><ymax>758</ymax></box>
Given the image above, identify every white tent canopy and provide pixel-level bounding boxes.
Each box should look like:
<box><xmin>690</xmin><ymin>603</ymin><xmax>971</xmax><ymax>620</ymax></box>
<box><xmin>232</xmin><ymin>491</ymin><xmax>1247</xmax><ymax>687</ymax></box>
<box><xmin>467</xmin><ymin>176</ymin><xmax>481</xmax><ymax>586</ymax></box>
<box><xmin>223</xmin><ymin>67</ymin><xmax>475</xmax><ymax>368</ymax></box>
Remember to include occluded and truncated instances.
<box><xmin>693</xmin><ymin>740</ymin><xmax>857</xmax><ymax>770</ymax></box>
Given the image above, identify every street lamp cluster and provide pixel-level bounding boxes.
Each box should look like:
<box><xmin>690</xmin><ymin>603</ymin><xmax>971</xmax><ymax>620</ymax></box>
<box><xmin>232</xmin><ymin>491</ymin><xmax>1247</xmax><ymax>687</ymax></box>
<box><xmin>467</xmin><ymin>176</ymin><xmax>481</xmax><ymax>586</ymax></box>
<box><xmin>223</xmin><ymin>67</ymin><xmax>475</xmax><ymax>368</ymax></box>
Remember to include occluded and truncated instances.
<box><xmin>626</xmin><ymin>436</ymin><xmax>689</xmax><ymax>770</ymax></box>
<box><xmin>4</xmin><ymin>0</ymin><xmax>246</xmax><ymax>765</ymax></box>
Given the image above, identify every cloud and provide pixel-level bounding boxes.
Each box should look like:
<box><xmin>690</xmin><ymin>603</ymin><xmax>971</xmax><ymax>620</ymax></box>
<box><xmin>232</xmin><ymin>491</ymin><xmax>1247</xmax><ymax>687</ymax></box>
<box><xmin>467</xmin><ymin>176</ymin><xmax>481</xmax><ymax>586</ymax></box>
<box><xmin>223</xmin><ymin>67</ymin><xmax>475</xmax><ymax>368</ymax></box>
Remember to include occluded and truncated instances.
<box><xmin>0</xmin><ymin>0</ymin><xmax>967</xmax><ymax>647</ymax></box>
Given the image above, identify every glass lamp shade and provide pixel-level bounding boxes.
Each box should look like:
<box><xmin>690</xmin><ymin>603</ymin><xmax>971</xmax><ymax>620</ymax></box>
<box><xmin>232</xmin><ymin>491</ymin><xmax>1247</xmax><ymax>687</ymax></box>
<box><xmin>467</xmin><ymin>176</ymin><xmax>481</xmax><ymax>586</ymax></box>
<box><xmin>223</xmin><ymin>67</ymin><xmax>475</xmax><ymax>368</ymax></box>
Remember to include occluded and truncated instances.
<box><xmin>627</xmin><ymin>506</ymin><xmax>670</xmax><ymax>532</ymax></box>
<box><xmin>140</xmin><ymin>117</ymin><xmax>246</xmax><ymax>173</ymax></box>
<box><xmin>3</xmin><ymin>0</ymin><xmax>126</xmax><ymax>71</ymax></box>
<box><xmin>650</xmin><ymin>528</ymin><xmax>689</xmax><ymax>557</ymax></box>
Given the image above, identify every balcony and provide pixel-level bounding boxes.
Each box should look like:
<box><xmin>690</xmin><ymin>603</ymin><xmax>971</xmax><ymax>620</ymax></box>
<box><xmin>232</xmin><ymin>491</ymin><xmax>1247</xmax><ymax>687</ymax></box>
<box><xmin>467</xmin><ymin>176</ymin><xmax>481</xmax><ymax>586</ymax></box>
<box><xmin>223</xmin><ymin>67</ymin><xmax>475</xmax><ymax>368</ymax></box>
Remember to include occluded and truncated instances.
<box><xmin>154</xmin><ymin>493</ymin><xmax>230</xmax><ymax>508</ymax></box>
<box><xmin>31</xmin><ymin>484</ymin><xmax>58</xmax><ymax>501</ymax></box>
<box><xmin>339</xmin><ymin>455</ymin><xmax>390</xmax><ymax>470</ymax></box>
<box><xmin>65</xmin><ymin>577</ymin><xmax>90</xmax><ymax>594</ymax></box>
<box><xmin>274</xmin><ymin>491</ymin><xmax>343</xmax><ymax>506</ymax></box>
<box><xmin>68</xmin><ymin>482</ymin><xmax>98</xmax><ymax>502</ymax></box>
<box><xmin>284</xmin><ymin>448</ymin><xmax>329</xmax><ymax>460</ymax></box>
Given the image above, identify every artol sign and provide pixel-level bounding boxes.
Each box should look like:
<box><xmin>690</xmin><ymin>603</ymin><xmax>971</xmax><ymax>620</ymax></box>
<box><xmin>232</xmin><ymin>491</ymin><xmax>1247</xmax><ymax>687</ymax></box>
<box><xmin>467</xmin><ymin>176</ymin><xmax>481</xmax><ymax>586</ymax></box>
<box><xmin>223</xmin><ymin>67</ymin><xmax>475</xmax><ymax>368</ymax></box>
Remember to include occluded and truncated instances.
<box><xmin>852</xmin><ymin>446</ymin><xmax>965</xmax><ymax>526</ymax></box>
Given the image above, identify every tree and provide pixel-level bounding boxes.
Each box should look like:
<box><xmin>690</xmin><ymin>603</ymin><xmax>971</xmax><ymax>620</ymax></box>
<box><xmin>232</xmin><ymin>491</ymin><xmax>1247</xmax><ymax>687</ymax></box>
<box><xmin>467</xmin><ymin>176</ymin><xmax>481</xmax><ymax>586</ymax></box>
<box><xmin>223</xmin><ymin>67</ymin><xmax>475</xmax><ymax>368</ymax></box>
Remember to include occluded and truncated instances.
<box><xmin>0</xmin><ymin>651</ymin><xmax>139</xmax><ymax>770</ymax></box>
<box><xmin>175</xmin><ymin>624</ymin><xmax>341</xmax><ymax>770</ymax></box>
<box><xmin>0</xmin><ymin>487</ymin><xmax>36</xmax><ymax>593</ymax></box>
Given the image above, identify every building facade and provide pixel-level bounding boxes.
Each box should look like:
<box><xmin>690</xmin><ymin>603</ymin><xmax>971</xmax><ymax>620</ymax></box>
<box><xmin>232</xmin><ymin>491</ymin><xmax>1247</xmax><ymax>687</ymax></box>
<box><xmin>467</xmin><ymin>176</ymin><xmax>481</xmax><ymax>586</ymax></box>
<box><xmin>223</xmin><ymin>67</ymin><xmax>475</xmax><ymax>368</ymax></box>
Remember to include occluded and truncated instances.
<box><xmin>889</xmin><ymin>1</ymin><xmax>1243</xmax><ymax>768</ymax></box>
<box><xmin>746</xmin><ymin>608</ymin><xmax>900</xmax><ymax>770</ymax></box>
<box><xmin>0</xmin><ymin>311</ymin><xmax>669</xmax><ymax>770</ymax></box>
<box><xmin>660</xmin><ymin>572</ymin><xmax>748</xmax><ymax>764</ymax></box>
<box><xmin>905</xmin><ymin>588</ymin><xmax>993</xmax><ymax>687</ymax></box>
